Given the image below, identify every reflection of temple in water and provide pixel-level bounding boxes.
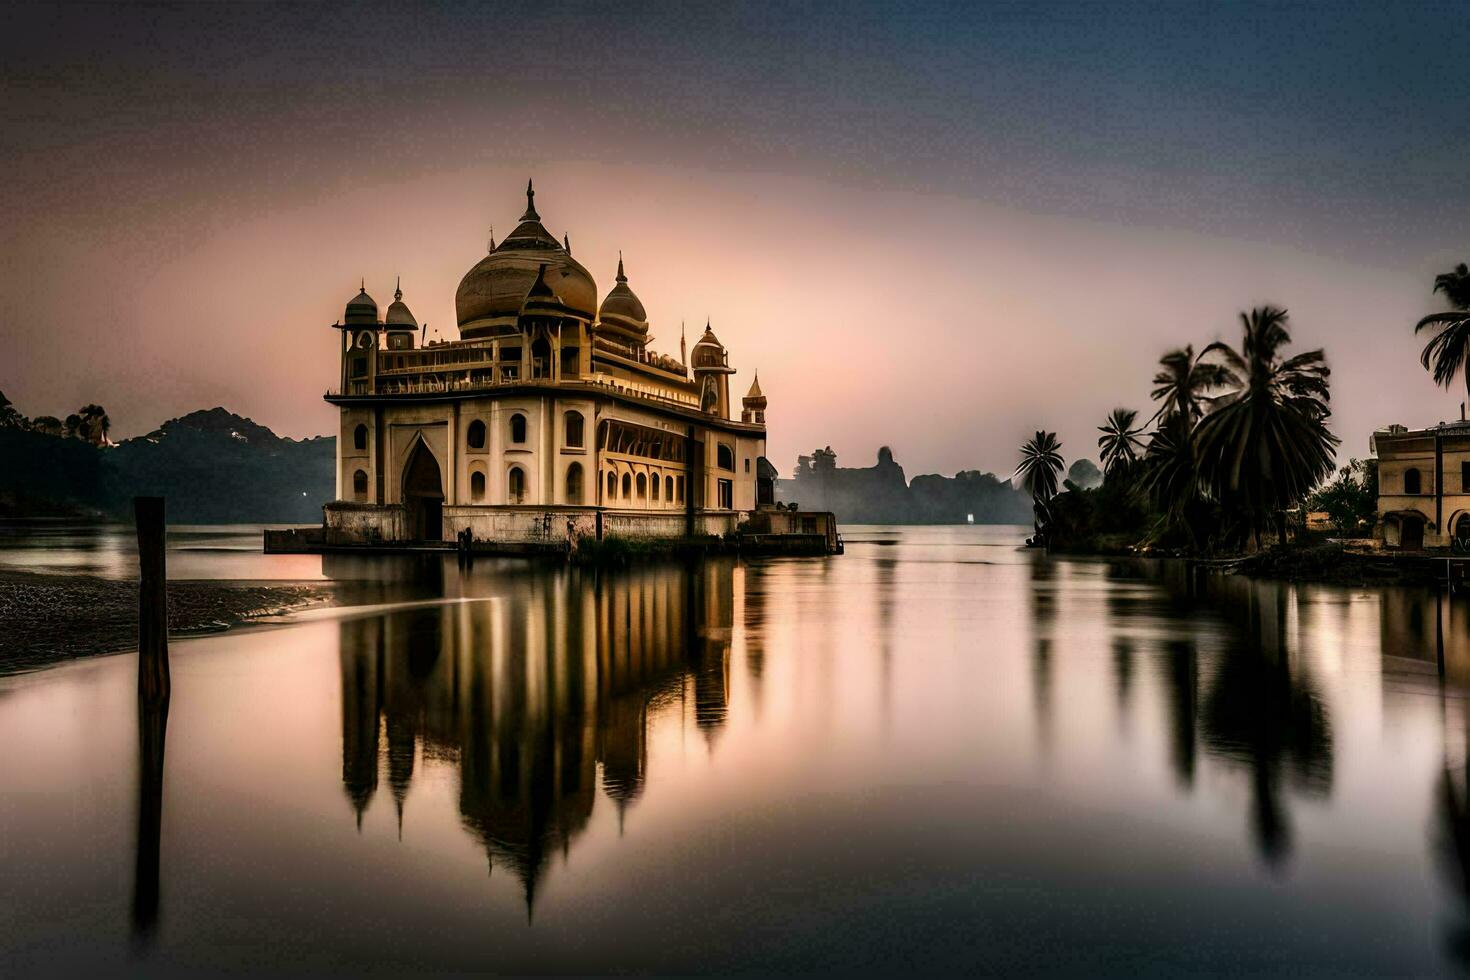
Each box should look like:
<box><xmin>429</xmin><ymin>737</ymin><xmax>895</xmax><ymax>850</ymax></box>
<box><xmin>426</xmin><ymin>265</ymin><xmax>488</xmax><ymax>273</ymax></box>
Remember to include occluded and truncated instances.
<box><xmin>337</xmin><ymin>560</ymin><xmax>735</xmax><ymax>911</ymax></box>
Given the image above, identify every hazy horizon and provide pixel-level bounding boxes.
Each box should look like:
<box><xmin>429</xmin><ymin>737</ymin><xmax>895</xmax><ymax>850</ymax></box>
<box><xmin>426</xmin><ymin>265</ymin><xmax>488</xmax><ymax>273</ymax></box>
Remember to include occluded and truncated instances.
<box><xmin>6</xmin><ymin>1</ymin><xmax>1469</xmax><ymax>478</ymax></box>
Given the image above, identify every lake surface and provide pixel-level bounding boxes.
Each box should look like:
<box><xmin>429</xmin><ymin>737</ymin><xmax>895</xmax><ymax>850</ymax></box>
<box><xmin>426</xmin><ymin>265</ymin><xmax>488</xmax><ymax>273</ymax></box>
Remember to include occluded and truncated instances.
<box><xmin>4</xmin><ymin>525</ymin><xmax>1470</xmax><ymax>974</ymax></box>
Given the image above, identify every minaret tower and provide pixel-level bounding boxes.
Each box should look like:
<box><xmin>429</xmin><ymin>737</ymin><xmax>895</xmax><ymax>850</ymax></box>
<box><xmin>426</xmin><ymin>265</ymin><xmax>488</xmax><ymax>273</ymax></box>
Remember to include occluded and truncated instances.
<box><xmin>690</xmin><ymin>320</ymin><xmax>734</xmax><ymax>419</ymax></box>
<box><xmin>741</xmin><ymin>372</ymin><xmax>766</xmax><ymax>425</ymax></box>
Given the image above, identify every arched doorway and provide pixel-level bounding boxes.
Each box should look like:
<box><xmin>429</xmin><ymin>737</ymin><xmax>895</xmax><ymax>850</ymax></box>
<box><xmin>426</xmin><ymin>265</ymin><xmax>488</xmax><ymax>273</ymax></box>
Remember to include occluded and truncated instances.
<box><xmin>402</xmin><ymin>440</ymin><xmax>444</xmax><ymax>541</ymax></box>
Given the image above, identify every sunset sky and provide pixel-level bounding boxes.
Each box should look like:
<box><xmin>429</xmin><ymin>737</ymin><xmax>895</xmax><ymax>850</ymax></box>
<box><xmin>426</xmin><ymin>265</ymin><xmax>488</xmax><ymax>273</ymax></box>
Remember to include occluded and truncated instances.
<box><xmin>4</xmin><ymin>1</ymin><xmax>1469</xmax><ymax>478</ymax></box>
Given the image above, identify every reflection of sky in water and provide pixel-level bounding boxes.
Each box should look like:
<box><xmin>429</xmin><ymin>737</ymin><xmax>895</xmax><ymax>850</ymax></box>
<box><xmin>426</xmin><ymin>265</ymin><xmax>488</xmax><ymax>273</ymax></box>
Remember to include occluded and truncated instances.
<box><xmin>0</xmin><ymin>523</ymin><xmax>324</xmax><ymax>580</ymax></box>
<box><xmin>4</xmin><ymin>526</ymin><xmax>1470</xmax><ymax>972</ymax></box>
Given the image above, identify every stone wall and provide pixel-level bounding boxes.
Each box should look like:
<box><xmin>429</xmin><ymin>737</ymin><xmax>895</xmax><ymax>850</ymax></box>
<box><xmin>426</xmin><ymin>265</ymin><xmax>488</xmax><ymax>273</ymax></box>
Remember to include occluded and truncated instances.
<box><xmin>324</xmin><ymin>502</ymin><xmax>405</xmax><ymax>545</ymax></box>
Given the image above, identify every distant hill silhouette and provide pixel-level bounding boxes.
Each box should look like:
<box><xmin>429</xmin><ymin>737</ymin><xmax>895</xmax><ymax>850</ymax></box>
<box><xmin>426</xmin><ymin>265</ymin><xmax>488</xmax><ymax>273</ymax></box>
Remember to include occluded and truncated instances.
<box><xmin>0</xmin><ymin>407</ymin><xmax>333</xmax><ymax>523</ymax></box>
<box><xmin>777</xmin><ymin>446</ymin><xmax>1033</xmax><ymax>524</ymax></box>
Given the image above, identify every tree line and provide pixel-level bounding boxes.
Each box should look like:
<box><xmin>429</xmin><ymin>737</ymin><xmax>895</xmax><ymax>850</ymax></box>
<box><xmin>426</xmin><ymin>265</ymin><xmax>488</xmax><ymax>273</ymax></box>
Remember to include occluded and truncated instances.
<box><xmin>1013</xmin><ymin>264</ymin><xmax>1470</xmax><ymax>555</ymax></box>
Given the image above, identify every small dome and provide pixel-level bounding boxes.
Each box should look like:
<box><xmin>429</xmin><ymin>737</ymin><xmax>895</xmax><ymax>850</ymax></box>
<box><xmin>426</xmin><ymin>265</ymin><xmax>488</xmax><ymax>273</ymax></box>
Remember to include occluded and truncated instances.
<box><xmin>691</xmin><ymin>322</ymin><xmax>727</xmax><ymax>369</ymax></box>
<box><xmin>344</xmin><ymin>282</ymin><xmax>377</xmax><ymax>326</ymax></box>
<box><xmin>384</xmin><ymin>279</ymin><xmax>417</xmax><ymax>328</ymax></box>
<box><xmin>597</xmin><ymin>254</ymin><xmax>648</xmax><ymax>341</ymax></box>
<box><xmin>455</xmin><ymin>180</ymin><xmax>597</xmax><ymax>336</ymax></box>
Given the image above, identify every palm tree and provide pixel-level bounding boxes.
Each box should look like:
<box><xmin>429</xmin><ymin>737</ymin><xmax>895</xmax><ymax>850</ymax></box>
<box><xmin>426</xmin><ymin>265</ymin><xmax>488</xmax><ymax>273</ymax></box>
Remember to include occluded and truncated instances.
<box><xmin>1194</xmin><ymin>306</ymin><xmax>1338</xmax><ymax>550</ymax></box>
<box><xmin>1014</xmin><ymin>431</ymin><xmax>1064</xmax><ymax>541</ymax></box>
<box><xmin>1149</xmin><ymin>345</ymin><xmax>1232</xmax><ymax>423</ymax></box>
<box><xmin>1415</xmin><ymin>263</ymin><xmax>1470</xmax><ymax>396</ymax></box>
<box><xmin>1097</xmin><ymin>408</ymin><xmax>1145</xmax><ymax>477</ymax></box>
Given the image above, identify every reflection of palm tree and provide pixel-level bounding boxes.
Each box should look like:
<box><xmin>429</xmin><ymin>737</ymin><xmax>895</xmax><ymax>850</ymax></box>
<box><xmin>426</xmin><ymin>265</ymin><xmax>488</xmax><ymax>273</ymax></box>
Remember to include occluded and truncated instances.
<box><xmin>1415</xmin><ymin>263</ymin><xmax>1470</xmax><ymax>398</ymax></box>
<box><xmin>1200</xmin><ymin>589</ymin><xmax>1333</xmax><ymax>871</ymax></box>
<box><xmin>1162</xmin><ymin>640</ymin><xmax>1198</xmax><ymax>789</ymax></box>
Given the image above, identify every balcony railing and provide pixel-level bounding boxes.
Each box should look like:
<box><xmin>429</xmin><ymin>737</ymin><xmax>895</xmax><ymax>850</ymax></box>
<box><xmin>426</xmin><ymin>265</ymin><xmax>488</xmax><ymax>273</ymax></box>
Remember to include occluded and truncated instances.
<box><xmin>327</xmin><ymin>370</ymin><xmax>701</xmax><ymax>411</ymax></box>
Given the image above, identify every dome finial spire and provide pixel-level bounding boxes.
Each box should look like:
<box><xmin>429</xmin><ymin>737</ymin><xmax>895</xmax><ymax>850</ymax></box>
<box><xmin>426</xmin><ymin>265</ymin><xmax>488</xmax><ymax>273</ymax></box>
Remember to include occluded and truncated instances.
<box><xmin>394</xmin><ymin>275</ymin><xmax>401</xmax><ymax>301</ymax></box>
<box><xmin>616</xmin><ymin>251</ymin><xmax>626</xmax><ymax>283</ymax></box>
<box><xmin>488</xmin><ymin>225</ymin><xmax>495</xmax><ymax>251</ymax></box>
<box><xmin>521</xmin><ymin>178</ymin><xmax>539</xmax><ymax>221</ymax></box>
<box><xmin>563</xmin><ymin>232</ymin><xmax>571</xmax><ymax>255</ymax></box>
<box><xmin>360</xmin><ymin>277</ymin><xmax>365</xmax><ymax>292</ymax></box>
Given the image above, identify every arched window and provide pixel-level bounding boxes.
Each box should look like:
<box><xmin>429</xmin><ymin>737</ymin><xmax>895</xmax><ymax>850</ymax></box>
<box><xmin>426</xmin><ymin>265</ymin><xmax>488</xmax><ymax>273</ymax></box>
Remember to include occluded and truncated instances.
<box><xmin>353</xmin><ymin>424</ymin><xmax>367</xmax><ymax>451</ymax></box>
<box><xmin>1405</xmin><ymin>467</ymin><xmax>1422</xmax><ymax>495</ymax></box>
<box><xmin>564</xmin><ymin>411</ymin><xmax>584</xmax><ymax>448</ymax></box>
<box><xmin>717</xmin><ymin>444</ymin><xmax>735</xmax><ymax>471</ymax></box>
<box><xmin>470</xmin><ymin>470</ymin><xmax>486</xmax><ymax>502</ymax></box>
<box><xmin>636</xmin><ymin>473</ymin><xmax>647</xmax><ymax>499</ymax></box>
<box><xmin>622</xmin><ymin>473</ymin><xmax>632</xmax><ymax>498</ymax></box>
<box><xmin>665</xmin><ymin>475</ymin><xmax>674</xmax><ymax>502</ymax></box>
<box><xmin>606</xmin><ymin>470</ymin><xmax>617</xmax><ymax>500</ymax></box>
<box><xmin>566</xmin><ymin>463</ymin><xmax>584</xmax><ymax>504</ymax></box>
<box><xmin>467</xmin><ymin>419</ymin><xmax>486</xmax><ymax>450</ymax></box>
<box><xmin>651</xmin><ymin>473</ymin><xmax>660</xmax><ymax>501</ymax></box>
<box><xmin>509</xmin><ymin>413</ymin><xmax>527</xmax><ymax>445</ymax></box>
<box><xmin>508</xmin><ymin>466</ymin><xmax>526</xmax><ymax>504</ymax></box>
<box><xmin>352</xmin><ymin>469</ymin><xmax>368</xmax><ymax>501</ymax></box>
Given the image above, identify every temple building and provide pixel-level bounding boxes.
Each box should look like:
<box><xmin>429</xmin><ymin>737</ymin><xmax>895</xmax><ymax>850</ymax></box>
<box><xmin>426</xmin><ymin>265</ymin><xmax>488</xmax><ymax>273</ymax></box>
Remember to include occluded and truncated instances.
<box><xmin>324</xmin><ymin>181</ymin><xmax>775</xmax><ymax>545</ymax></box>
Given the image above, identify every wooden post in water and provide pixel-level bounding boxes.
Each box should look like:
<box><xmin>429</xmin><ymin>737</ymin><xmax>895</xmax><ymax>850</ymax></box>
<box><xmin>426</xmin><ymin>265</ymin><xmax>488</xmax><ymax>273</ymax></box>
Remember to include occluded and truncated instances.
<box><xmin>134</xmin><ymin>497</ymin><xmax>170</xmax><ymax>703</ymax></box>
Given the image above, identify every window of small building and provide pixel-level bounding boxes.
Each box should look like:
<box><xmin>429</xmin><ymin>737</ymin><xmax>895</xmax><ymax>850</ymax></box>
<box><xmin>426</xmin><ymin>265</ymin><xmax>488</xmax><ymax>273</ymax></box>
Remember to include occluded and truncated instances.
<box><xmin>352</xmin><ymin>469</ymin><xmax>368</xmax><ymax>501</ymax></box>
<box><xmin>470</xmin><ymin>470</ymin><xmax>486</xmax><ymax>502</ymax></box>
<box><xmin>1405</xmin><ymin>467</ymin><xmax>1422</xmax><ymax>495</ymax></box>
<box><xmin>666</xmin><ymin>475</ymin><xmax>674</xmax><ymax>502</ymax></box>
<box><xmin>676</xmin><ymin>475</ymin><xmax>685</xmax><ymax>503</ymax></box>
<box><xmin>718</xmin><ymin>478</ymin><xmax>733</xmax><ymax>509</ymax></box>
<box><xmin>651</xmin><ymin>473</ymin><xmax>660</xmax><ymax>501</ymax></box>
<box><xmin>510</xmin><ymin>413</ymin><xmax>527</xmax><ymax>445</ymax></box>
<box><xmin>636</xmin><ymin>473</ymin><xmax>647</xmax><ymax>499</ymax></box>
<box><xmin>622</xmin><ymin>472</ymin><xmax>632</xmax><ymax>498</ymax></box>
<box><xmin>353</xmin><ymin>424</ymin><xmax>367</xmax><ymax>451</ymax></box>
<box><xmin>717</xmin><ymin>444</ymin><xmax>735</xmax><ymax>471</ymax></box>
<box><xmin>744</xmin><ymin>457</ymin><xmax>750</xmax><ymax>473</ymax></box>
<box><xmin>1462</xmin><ymin>460</ymin><xmax>1470</xmax><ymax>491</ymax></box>
<box><xmin>606</xmin><ymin>470</ymin><xmax>617</xmax><ymax>500</ymax></box>
<box><xmin>564</xmin><ymin>411</ymin><xmax>585</xmax><ymax>448</ymax></box>
<box><xmin>467</xmin><ymin>419</ymin><xmax>486</xmax><ymax>450</ymax></box>
<box><xmin>566</xmin><ymin>463</ymin><xmax>584</xmax><ymax>504</ymax></box>
<box><xmin>508</xmin><ymin>466</ymin><xmax>526</xmax><ymax>504</ymax></box>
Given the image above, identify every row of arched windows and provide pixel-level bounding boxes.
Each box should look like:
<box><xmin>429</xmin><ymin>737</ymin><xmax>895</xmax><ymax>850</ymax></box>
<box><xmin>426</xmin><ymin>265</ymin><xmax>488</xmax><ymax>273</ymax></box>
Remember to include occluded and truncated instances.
<box><xmin>467</xmin><ymin>463</ymin><xmax>585</xmax><ymax>505</ymax></box>
<box><xmin>604</xmin><ymin>469</ymin><xmax>684</xmax><ymax>505</ymax></box>
<box><xmin>464</xmin><ymin>411</ymin><xmax>584</xmax><ymax>451</ymax></box>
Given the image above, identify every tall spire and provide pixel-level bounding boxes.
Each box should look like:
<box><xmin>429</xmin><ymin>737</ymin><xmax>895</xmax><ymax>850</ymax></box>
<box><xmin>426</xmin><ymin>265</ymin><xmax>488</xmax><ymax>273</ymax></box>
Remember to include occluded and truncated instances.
<box><xmin>521</xmin><ymin>178</ymin><xmax>539</xmax><ymax>221</ymax></box>
<box><xmin>680</xmin><ymin>321</ymin><xmax>687</xmax><ymax>366</ymax></box>
<box><xmin>616</xmin><ymin>251</ymin><xmax>626</xmax><ymax>283</ymax></box>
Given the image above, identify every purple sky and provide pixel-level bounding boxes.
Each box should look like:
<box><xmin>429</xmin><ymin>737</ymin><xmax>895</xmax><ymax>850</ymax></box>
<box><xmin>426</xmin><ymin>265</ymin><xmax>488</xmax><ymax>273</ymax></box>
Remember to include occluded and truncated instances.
<box><xmin>4</xmin><ymin>1</ymin><xmax>1468</xmax><ymax>477</ymax></box>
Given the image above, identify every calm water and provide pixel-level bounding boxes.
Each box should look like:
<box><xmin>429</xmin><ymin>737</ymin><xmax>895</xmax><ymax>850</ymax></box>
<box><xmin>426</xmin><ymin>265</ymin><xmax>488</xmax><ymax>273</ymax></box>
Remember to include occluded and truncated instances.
<box><xmin>4</xmin><ymin>525</ymin><xmax>1470</xmax><ymax>973</ymax></box>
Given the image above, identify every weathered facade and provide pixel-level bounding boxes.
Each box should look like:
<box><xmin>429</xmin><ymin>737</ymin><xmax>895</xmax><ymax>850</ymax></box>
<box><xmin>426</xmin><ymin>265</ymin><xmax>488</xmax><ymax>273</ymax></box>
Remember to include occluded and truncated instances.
<box><xmin>1373</xmin><ymin>421</ymin><xmax>1470</xmax><ymax>549</ymax></box>
<box><xmin>324</xmin><ymin>181</ymin><xmax>774</xmax><ymax>546</ymax></box>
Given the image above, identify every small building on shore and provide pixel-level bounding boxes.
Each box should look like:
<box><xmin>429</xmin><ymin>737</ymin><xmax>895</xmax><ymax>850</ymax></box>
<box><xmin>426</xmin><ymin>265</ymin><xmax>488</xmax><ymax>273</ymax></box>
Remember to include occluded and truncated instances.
<box><xmin>315</xmin><ymin>180</ymin><xmax>833</xmax><ymax>552</ymax></box>
<box><xmin>1373</xmin><ymin>420</ymin><xmax>1470</xmax><ymax>549</ymax></box>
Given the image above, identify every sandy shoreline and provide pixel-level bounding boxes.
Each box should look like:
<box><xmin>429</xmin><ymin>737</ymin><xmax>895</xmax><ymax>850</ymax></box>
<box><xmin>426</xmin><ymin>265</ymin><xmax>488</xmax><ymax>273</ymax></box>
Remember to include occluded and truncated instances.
<box><xmin>0</xmin><ymin>568</ymin><xmax>337</xmax><ymax>675</ymax></box>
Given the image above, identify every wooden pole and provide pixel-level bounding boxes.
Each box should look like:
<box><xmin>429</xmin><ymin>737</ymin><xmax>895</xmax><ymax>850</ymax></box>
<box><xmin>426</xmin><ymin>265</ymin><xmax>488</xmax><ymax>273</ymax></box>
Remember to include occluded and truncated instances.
<box><xmin>135</xmin><ymin>497</ymin><xmax>170</xmax><ymax>704</ymax></box>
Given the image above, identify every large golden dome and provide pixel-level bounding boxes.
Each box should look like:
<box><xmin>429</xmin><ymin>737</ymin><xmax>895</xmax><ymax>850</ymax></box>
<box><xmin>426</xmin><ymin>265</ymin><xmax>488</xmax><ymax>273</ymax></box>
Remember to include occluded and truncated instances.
<box><xmin>455</xmin><ymin>181</ymin><xmax>597</xmax><ymax>337</ymax></box>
